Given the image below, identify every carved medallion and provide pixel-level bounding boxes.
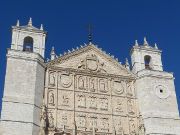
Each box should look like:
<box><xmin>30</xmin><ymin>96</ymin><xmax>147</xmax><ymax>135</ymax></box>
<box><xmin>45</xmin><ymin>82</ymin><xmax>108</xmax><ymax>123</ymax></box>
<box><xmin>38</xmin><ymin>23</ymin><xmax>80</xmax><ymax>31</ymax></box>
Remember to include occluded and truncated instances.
<box><xmin>60</xmin><ymin>73</ymin><xmax>72</xmax><ymax>88</ymax></box>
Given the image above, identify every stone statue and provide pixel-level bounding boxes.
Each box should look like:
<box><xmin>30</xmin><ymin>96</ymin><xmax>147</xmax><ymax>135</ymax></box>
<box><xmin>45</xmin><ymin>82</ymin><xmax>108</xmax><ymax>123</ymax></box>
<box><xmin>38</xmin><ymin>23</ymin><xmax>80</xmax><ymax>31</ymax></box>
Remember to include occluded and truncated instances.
<box><xmin>49</xmin><ymin>73</ymin><xmax>55</xmax><ymax>86</ymax></box>
<box><xmin>39</xmin><ymin>104</ymin><xmax>47</xmax><ymax>135</ymax></box>
<box><xmin>49</xmin><ymin>92</ymin><xmax>55</xmax><ymax>106</ymax></box>
<box><xmin>138</xmin><ymin>115</ymin><xmax>145</xmax><ymax>135</ymax></box>
<box><xmin>48</xmin><ymin>113</ymin><xmax>54</xmax><ymax>128</ymax></box>
<box><xmin>79</xmin><ymin>77</ymin><xmax>85</xmax><ymax>90</ymax></box>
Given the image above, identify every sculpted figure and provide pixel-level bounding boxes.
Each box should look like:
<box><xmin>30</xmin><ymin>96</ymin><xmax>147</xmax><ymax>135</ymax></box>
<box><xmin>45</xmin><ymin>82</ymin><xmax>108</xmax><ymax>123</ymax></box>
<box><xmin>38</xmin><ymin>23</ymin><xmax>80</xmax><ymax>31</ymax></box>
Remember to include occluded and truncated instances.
<box><xmin>48</xmin><ymin>113</ymin><xmax>54</xmax><ymax>128</ymax></box>
<box><xmin>128</xmin><ymin>99</ymin><xmax>134</xmax><ymax>114</ymax></box>
<box><xmin>78</xmin><ymin>95</ymin><xmax>86</xmax><ymax>107</ymax></box>
<box><xmin>49</xmin><ymin>92</ymin><xmax>55</xmax><ymax>106</ymax></box>
<box><xmin>90</xmin><ymin>78</ymin><xmax>96</xmax><ymax>92</ymax></box>
<box><xmin>79</xmin><ymin>76</ymin><xmax>85</xmax><ymax>90</ymax></box>
<box><xmin>39</xmin><ymin>104</ymin><xmax>47</xmax><ymax>135</ymax></box>
<box><xmin>49</xmin><ymin>73</ymin><xmax>55</xmax><ymax>86</ymax></box>
<box><xmin>116</xmin><ymin>100</ymin><xmax>123</xmax><ymax>112</ymax></box>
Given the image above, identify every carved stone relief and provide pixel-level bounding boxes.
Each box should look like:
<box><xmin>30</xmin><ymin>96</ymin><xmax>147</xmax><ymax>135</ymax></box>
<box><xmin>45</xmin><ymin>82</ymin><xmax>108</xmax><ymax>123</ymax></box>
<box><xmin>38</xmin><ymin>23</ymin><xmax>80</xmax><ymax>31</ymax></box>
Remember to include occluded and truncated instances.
<box><xmin>115</xmin><ymin>99</ymin><xmax>123</xmax><ymax>113</ymax></box>
<box><xmin>127</xmin><ymin>81</ymin><xmax>134</xmax><ymax>97</ymax></box>
<box><xmin>77</xmin><ymin>114</ymin><xmax>86</xmax><ymax>128</ymax></box>
<box><xmin>116</xmin><ymin>118</ymin><xmax>124</xmax><ymax>134</ymax></box>
<box><xmin>78</xmin><ymin>54</ymin><xmax>106</xmax><ymax>73</ymax></box>
<box><xmin>100</xmin><ymin>118</ymin><xmax>109</xmax><ymax>132</ymax></box>
<box><xmin>113</xmin><ymin>80</ymin><xmax>125</xmax><ymax>95</ymax></box>
<box><xmin>129</xmin><ymin>119</ymin><xmax>136</xmax><ymax>135</ymax></box>
<box><xmin>49</xmin><ymin>72</ymin><xmax>56</xmax><ymax>86</ymax></box>
<box><xmin>89</xmin><ymin>96</ymin><xmax>97</xmax><ymax>109</ymax></box>
<box><xmin>127</xmin><ymin>99</ymin><xmax>135</xmax><ymax>115</ymax></box>
<box><xmin>78</xmin><ymin>76</ymin><xmax>87</xmax><ymax>90</ymax></box>
<box><xmin>89</xmin><ymin>77</ymin><xmax>97</xmax><ymax>92</ymax></box>
<box><xmin>89</xmin><ymin>116</ymin><xmax>97</xmax><ymax>129</ymax></box>
<box><xmin>59</xmin><ymin>73</ymin><xmax>73</xmax><ymax>88</ymax></box>
<box><xmin>100</xmin><ymin>97</ymin><xmax>108</xmax><ymax>110</ymax></box>
<box><xmin>99</xmin><ymin>78</ymin><xmax>108</xmax><ymax>93</ymax></box>
<box><xmin>77</xmin><ymin>94</ymin><xmax>86</xmax><ymax>108</ymax></box>
<box><xmin>58</xmin><ymin>91</ymin><xmax>72</xmax><ymax>107</ymax></box>
<box><xmin>48</xmin><ymin>112</ymin><xmax>54</xmax><ymax>128</ymax></box>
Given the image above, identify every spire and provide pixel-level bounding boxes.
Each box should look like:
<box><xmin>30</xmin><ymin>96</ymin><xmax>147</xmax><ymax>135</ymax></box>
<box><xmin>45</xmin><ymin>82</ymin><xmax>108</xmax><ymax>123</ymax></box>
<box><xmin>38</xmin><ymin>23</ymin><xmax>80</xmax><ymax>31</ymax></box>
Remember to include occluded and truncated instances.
<box><xmin>28</xmin><ymin>17</ymin><xmax>32</xmax><ymax>26</ymax></box>
<box><xmin>50</xmin><ymin>46</ymin><xmax>56</xmax><ymax>60</ymax></box>
<box><xmin>88</xmin><ymin>24</ymin><xmax>92</xmax><ymax>43</ymax></box>
<box><xmin>143</xmin><ymin>37</ymin><xmax>148</xmax><ymax>46</ymax></box>
<box><xmin>135</xmin><ymin>40</ymin><xmax>138</xmax><ymax>46</ymax></box>
<box><xmin>154</xmin><ymin>43</ymin><xmax>158</xmax><ymax>49</ymax></box>
<box><xmin>16</xmin><ymin>20</ymin><xmax>20</xmax><ymax>27</ymax></box>
<box><xmin>125</xmin><ymin>58</ymin><xmax>130</xmax><ymax>70</ymax></box>
<box><xmin>40</xmin><ymin>24</ymin><xmax>43</xmax><ymax>30</ymax></box>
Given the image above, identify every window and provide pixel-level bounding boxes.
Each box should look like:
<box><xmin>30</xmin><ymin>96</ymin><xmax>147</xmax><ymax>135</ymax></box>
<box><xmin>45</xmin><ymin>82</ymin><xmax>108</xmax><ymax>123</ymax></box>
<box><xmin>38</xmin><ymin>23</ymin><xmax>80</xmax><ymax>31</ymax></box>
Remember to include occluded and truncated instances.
<box><xmin>144</xmin><ymin>55</ymin><xmax>151</xmax><ymax>70</ymax></box>
<box><xmin>23</xmin><ymin>36</ymin><xmax>33</xmax><ymax>52</ymax></box>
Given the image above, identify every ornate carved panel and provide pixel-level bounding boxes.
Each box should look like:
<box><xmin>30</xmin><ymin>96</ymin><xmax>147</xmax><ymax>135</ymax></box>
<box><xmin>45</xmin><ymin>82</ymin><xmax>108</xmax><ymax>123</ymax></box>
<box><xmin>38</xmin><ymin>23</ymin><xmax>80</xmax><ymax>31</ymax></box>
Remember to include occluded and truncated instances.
<box><xmin>49</xmin><ymin>72</ymin><xmax>56</xmax><ymax>87</ymax></box>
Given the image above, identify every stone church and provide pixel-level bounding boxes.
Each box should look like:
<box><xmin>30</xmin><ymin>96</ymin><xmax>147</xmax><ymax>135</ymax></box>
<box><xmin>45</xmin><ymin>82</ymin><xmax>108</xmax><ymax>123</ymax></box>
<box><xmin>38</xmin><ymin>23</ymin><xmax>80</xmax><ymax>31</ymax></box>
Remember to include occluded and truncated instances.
<box><xmin>1</xmin><ymin>18</ymin><xmax>180</xmax><ymax>135</ymax></box>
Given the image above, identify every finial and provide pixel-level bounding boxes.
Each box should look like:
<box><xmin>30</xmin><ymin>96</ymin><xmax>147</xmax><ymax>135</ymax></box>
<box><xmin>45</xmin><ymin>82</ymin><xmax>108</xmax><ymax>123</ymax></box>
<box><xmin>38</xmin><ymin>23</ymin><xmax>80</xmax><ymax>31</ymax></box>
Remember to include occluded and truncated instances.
<box><xmin>88</xmin><ymin>24</ymin><xmax>93</xmax><ymax>43</ymax></box>
<box><xmin>50</xmin><ymin>46</ymin><xmax>56</xmax><ymax>60</ymax></box>
<box><xmin>154</xmin><ymin>43</ymin><xmax>158</xmax><ymax>49</ymax></box>
<box><xmin>125</xmin><ymin>58</ymin><xmax>130</xmax><ymax>70</ymax></box>
<box><xmin>135</xmin><ymin>40</ymin><xmax>138</xmax><ymax>46</ymax></box>
<box><xmin>16</xmin><ymin>20</ymin><xmax>20</xmax><ymax>27</ymax></box>
<box><xmin>143</xmin><ymin>37</ymin><xmax>148</xmax><ymax>46</ymax></box>
<box><xmin>28</xmin><ymin>17</ymin><xmax>32</xmax><ymax>26</ymax></box>
<box><xmin>40</xmin><ymin>24</ymin><xmax>43</xmax><ymax>30</ymax></box>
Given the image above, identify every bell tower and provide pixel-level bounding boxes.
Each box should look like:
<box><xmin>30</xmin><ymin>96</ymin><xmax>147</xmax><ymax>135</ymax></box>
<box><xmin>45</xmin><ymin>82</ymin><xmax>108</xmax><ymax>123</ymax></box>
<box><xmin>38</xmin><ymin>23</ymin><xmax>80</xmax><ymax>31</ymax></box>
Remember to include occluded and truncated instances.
<box><xmin>131</xmin><ymin>38</ymin><xmax>180</xmax><ymax>135</ymax></box>
<box><xmin>0</xmin><ymin>18</ymin><xmax>47</xmax><ymax>135</ymax></box>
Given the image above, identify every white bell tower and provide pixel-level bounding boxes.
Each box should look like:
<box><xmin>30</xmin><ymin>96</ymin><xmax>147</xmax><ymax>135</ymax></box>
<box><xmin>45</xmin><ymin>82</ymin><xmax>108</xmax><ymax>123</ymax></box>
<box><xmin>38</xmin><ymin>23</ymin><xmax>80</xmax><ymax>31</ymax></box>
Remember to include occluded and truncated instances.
<box><xmin>131</xmin><ymin>38</ymin><xmax>180</xmax><ymax>135</ymax></box>
<box><xmin>0</xmin><ymin>18</ymin><xmax>47</xmax><ymax>135</ymax></box>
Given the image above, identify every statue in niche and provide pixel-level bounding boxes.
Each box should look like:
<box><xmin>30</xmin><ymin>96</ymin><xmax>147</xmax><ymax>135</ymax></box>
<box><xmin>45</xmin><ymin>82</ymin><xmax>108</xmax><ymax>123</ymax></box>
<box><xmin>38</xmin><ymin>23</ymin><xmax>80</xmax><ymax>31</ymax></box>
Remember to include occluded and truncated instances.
<box><xmin>78</xmin><ymin>95</ymin><xmax>86</xmax><ymax>108</ymax></box>
<box><xmin>128</xmin><ymin>99</ymin><xmax>135</xmax><ymax>115</ymax></box>
<box><xmin>99</xmin><ymin>79</ymin><xmax>107</xmax><ymax>92</ymax></box>
<box><xmin>100</xmin><ymin>98</ymin><xmax>108</xmax><ymax>110</ymax></box>
<box><xmin>49</xmin><ymin>92</ymin><xmax>55</xmax><ymax>106</ymax></box>
<box><xmin>89</xmin><ymin>78</ymin><xmax>96</xmax><ymax>92</ymax></box>
<box><xmin>101</xmin><ymin>118</ymin><xmax>109</xmax><ymax>131</ymax></box>
<box><xmin>78</xmin><ymin>116</ymin><xmax>86</xmax><ymax>127</ymax></box>
<box><xmin>138</xmin><ymin>115</ymin><xmax>145</xmax><ymax>135</ymax></box>
<box><xmin>116</xmin><ymin>120</ymin><xmax>123</xmax><ymax>135</ymax></box>
<box><xmin>130</xmin><ymin>119</ymin><xmax>136</xmax><ymax>135</ymax></box>
<box><xmin>49</xmin><ymin>72</ymin><xmax>56</xmax><ymax>86</ymax></box>
<box><xmin>39</xmin><ymin>104</ymin><xmax>47</xmax><ymax>135</ymax></box>
<box><xmin>89</xmin><ymin>96</ymin><xmax>97</xmax><ymax>109</ymax></box>
<box><xmin>127</xmin><ymin>81</ymin><xmax>133</xmax><ymax>96</ymax></box>
<box><xmin>116</xmin><ymin>99</ymin><xmax>123</xmax><ymax>112</ymax></box>
<box><xmin>62</xmin><ymin>95</ymin><xmax>69</xmax><ymax>106</ymax></box>
<box><xmin>78</xmin><ymin>76</ymin><xmax>86</xmax><ymax>90</ymax></box>
<box><xmin>48</xmin><ymin>113</ymin><xmax>54</xmax><ymax>128</ymax></box>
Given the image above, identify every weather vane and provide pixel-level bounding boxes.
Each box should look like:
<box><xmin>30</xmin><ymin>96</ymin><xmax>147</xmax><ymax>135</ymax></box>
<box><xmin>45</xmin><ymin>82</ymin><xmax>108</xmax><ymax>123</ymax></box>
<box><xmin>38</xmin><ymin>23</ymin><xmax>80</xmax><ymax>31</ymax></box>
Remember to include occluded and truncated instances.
<box><xmin>88</xmin><ymin>24</ymin><xmax>93</xmax><ymax>43</ymax></box>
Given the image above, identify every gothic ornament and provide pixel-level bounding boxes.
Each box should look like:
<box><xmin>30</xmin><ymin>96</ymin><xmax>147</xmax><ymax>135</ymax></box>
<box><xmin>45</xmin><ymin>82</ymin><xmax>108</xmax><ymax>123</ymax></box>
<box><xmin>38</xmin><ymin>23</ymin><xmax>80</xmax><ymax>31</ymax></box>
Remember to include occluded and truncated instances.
<box><xmin>39</xmin><ymin>103</ymin><xmax>47</xmax><ymax>135</ymax></box>
<box><xmin>48</xmin><ymin>112</ymin><xmax>54</xmax><ymax>128</ymax></box>
<box><xmin>49</xmin><ymin>72</ymin><xmax>56</xmax><ymax>86</ymax></box>
<box><xmin>78</xmin><ymin>76</ymin><xmax>86</xmax><ymax>90</ymax></box>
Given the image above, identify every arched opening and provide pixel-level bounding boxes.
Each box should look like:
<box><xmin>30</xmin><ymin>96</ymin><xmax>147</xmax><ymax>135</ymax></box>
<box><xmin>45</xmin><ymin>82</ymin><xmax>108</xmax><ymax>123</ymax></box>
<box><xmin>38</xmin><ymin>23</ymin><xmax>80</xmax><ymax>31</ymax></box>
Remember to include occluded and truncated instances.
<box><xmin>23</xmin><ymin>36</ymin><xmax>33</xmax><ymax>52</ymax></box>
<box><xmin>144</xmin><ymin>55</ymin><xmax>152</xmax><ymax>70</ymax></box>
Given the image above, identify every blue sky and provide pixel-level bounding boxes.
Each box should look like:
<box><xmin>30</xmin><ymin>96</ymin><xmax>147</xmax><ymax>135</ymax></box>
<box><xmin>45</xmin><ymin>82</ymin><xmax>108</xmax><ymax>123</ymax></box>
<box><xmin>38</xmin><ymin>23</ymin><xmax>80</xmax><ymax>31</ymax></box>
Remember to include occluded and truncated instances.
<box><xmin>0</xmin><ymin>0</ymin><xmax>180</xmax><ymax>111</ymax></box>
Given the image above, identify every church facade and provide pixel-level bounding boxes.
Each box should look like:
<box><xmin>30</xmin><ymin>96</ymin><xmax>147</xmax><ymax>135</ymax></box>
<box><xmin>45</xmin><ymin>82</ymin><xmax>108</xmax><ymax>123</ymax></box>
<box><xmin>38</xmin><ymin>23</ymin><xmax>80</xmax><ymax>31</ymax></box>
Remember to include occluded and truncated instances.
<box><xmin>1</xmin><ymin>19</ymin><xmax>180</xmax><ymax>135</ymax></box>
